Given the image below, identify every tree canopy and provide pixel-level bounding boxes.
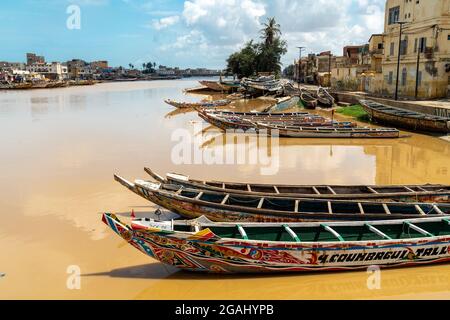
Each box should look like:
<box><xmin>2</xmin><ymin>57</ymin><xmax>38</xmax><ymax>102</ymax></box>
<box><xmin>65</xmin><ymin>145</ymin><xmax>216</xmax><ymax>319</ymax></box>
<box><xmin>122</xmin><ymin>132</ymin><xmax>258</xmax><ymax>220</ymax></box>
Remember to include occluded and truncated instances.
<box><xmin>226</xmin><ymin>17</ymin><xmax>287</xmax><ymax>79</ymax></box>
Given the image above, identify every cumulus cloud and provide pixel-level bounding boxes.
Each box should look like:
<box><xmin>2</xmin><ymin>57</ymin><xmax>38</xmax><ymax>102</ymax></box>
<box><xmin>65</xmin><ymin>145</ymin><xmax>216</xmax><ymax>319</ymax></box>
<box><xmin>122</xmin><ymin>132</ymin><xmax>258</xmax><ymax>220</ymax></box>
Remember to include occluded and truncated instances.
<box><xmin>150</xmin><ymin>0</ymin><xmax>387</xmax><ymax>68</ymax></box>
<box><xmin>151</xmin><ymin>15</ymin><xmax>180</xmax><ymax>30</ymax></box>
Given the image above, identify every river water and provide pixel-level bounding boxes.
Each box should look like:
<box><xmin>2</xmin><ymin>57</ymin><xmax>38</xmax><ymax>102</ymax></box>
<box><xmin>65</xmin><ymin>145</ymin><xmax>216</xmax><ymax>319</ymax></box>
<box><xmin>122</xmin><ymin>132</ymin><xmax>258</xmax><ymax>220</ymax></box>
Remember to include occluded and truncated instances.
<box><xmin>0</xmin><ymin>79</ymin><xmax>449</xmax><ymax>299</ymax></box>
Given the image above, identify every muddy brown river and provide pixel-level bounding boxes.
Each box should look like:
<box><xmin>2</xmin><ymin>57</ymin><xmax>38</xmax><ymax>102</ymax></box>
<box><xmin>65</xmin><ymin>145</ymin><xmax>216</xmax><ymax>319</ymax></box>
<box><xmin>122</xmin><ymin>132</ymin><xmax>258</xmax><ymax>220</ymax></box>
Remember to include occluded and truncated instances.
<box><xmin>0</xmin><ymin>80</ymin><xmax>449</xmax><ymax>299</ymax></box>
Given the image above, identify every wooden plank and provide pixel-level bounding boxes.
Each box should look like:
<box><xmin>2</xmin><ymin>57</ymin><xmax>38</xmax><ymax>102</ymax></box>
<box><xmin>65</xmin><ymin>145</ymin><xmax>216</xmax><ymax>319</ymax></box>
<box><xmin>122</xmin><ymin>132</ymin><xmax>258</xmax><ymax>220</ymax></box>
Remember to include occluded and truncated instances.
<box><xmin>247</xmin><ymin>184</ymin><xmax>252</xmax><ymax>192</ymax></box>
<box><xmin>221</xmin><ymin>194</ymin><xmax>229</xmax><ymax>205</ymax></box>
<box><xmin>222</xmin><ymin>183</ymin><xmax>226</xmax><ymax>190</ymax></box>
<box><xmin>417</xmin><ymin>186</ymin><xmax>427</xmax><ymax>192</ymax></box>
<box><xmin>327</xmin><ymin>186</ymin><xmax>337</xmax><ymax>195</ymax></box>
<box><xmin>175</xmin><ymin>187</ymin><xmax>184</xmax><ymax>195</ymax></box>
<box><xmin>237</xmin><ymin>225</ymin><xmax>249</xmax><ymax>240</ymax></box>
<box><xmin>258</xmin><ymin>198</ymin><xmax>265</xmax><ymax>209</ymax></box>
<box><xmin>195</xmin><ymin>192</ymin><xmax>204</xmax><ymax>200</ymax></box>
<box><xmin>327</xmin><ymin>201</ymin><xmax>333</xmax><ymax>215</ymax></box>
<box><xmin>433</xmin><ymin>205</ymin><xmax>444</xmax><ymax>215</ymax></box>
<box><xmin>415</xmin><ymin>205</ymin><xmax>426</xmax><ymax>216</ymax></box>
<box><xmin>404</xmin><ymin>222</ymin><xmax>434</xmax><ymax>237</ymax></box>
<box><xmin>283</xmin><ymin>225</ymin><xmax>301</xmax><ymax>242</ymax></box>
<box><xmin>294</xmin><ymin>200</ymin><xmax>299</xmax><ymax>213</ymax></box>
<box><xmin>404</xmin><ymin>186</ymin><xmax>415</xmax><ymax>193</ymax></box>
<box><xmin>321</xmin><ymin>224</ymin><xmax>344</xmax><ymax>242</ymax></box>
<box><xmin>273</xmin><ymin>186</ymin><xmax>280</xmax><ymax>194</ymax></box>
<box><xmin>365</xmin><ymin>224</ymin><xmax>392</xmax><ymax>240</ymax></box>
<box><xmin>382</xmin><ymin>203</ymin><xmax>392</xmax><ymax>215</ymax></box>
<box><xmin>367</xmin><ymin>187</ymin><xmax>378</xmax><ymax>194</ymax></box>
<box><xmin>312</xmin><ymin>187</ymin><xmax>321</xmax><ymax>195</ymax></box>
<box><xmin>358</xmin><ymin>203</ymin><xmax>365</xmax><ymax>215</ymax></box>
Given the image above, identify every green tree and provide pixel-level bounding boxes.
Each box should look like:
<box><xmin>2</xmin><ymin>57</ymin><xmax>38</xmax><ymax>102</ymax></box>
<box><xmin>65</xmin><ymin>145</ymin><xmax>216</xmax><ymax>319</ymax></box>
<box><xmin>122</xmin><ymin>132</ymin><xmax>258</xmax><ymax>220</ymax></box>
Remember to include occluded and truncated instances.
<box><xmin>260</xmin><ymin>17</ymin><xmax>281</xmax><ymax>46</ymax></box>
<box><xmin>226</xmin><ymin>18</ymin><xmax>287</xmax><ymax>78</ymax></box>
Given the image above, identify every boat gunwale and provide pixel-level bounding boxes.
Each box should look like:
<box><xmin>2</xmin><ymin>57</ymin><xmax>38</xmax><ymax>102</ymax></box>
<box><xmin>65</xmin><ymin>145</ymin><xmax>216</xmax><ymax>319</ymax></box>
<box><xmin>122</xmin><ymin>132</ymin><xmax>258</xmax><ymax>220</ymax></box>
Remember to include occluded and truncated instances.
<box><xmin>160</xmin><ymin>172</ymin><xmax>450</xmax><ymax>200</ymax></box>
<box><xmin>133</xmin><ymin>180</ymin><xmax>450</xmax><ymax>219</ymax></box>
<box><xmin>113</xmin><ymin>214</ymin><xmax>450</xmax><ymax>247</ymax></box>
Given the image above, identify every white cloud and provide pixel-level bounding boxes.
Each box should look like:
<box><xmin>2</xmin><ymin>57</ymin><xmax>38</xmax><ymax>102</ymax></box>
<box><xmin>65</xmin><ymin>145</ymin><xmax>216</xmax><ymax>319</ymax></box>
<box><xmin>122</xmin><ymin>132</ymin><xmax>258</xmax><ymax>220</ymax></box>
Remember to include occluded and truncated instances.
<box><xmin>151</xmin><ymin>15</ymin><xmax>180</xmax><ymax>30</ymax></box>
<box><xmin>152</xmin><ymin>0</ymin><xmax>387</xmax><ymax>68</ymax></box>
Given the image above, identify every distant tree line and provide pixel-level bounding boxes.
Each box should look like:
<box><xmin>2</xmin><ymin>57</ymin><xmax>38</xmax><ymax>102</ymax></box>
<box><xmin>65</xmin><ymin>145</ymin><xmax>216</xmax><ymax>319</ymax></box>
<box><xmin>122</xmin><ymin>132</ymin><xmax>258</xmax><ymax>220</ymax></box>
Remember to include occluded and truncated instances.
<box><xmin>226</xmin><ymin>18</ymin><xmax>287</xmax><ymax>79</ymax></box>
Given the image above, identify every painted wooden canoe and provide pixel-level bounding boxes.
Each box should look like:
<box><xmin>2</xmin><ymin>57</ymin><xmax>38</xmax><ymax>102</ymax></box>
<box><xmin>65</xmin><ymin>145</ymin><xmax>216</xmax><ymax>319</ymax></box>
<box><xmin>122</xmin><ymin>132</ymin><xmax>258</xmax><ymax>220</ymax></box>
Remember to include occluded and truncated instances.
<box><xmin>255</xmin><ymin>123</ymin><xmax>401</xmax><ymax>139</ymax></box>
<box><xmin>198</xmin><ymin>111</ymin><xmax>355</xmax><ymax>131</ymax></box>
<box><xmin>103</xmin><ymin>213</ymin><xmax>450</xmax><ymax>273</ymax></box>
<box><xmin>165</xmin><ymin>99</ymin><xmax>231</xmax><ymax>109</ymax></box>
<box><xmin>360</xmin><ymin>99</ymin><xmax>450</xmax><ymax>134</ymax></box>
<box><xmin>300</xmin><ymin>91</ymin><xmax>318</xmax><ymax>109</ymax></box>
<box><xmin>114</xmin><ymin>175</ymin><xmax>450</xmax><ymax>223</ymax></box>
<box><xmin>199</xmin><ymin>80</ymin><xmax>229</xmax><ymax>92</ymax></box>
<box><xmin>144</xmin><ymin>168</ymin><xmax>450</xmax><ymax>202</ymax></box>
<box><xmin>204</xmin><ymin>110</ymin><xmax>312</xmax><ymax>117</ymax></box>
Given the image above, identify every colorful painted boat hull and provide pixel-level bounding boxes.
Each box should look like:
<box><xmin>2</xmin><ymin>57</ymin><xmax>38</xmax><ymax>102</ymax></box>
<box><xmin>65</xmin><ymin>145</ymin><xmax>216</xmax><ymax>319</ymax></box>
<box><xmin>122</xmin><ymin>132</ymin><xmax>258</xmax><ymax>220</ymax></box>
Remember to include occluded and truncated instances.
<box><xmin>102</xmin><ymin>213</ymin><xmax>450</xmax><ymax>274</ymax></box>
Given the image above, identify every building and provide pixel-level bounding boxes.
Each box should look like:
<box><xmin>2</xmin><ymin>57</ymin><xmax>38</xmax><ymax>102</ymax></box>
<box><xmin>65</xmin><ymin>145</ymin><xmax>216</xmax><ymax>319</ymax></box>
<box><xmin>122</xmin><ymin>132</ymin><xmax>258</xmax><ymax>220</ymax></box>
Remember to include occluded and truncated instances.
<box><xmin>26</xmin><ymin>53</ymin><xmax>45</xmax><ymax>65</ymax></box>
<box><xmin>90</xmin><ymin>61</ymin><xmax>108</xmax><ymax>69</ymax></box>
<box><xmin>316</xmin><ymin>51</ymin><xmax>336</xmax><ymax>86</ymax></box>
<box><xmin>382</xmin><ymin>0</ymin><xmax>450</xmax><ymax>98</ymax></box>
<box><xmin>26</xmin><ymin>62</ymin><xmax>68</xmax><ymax>80</ymax></box>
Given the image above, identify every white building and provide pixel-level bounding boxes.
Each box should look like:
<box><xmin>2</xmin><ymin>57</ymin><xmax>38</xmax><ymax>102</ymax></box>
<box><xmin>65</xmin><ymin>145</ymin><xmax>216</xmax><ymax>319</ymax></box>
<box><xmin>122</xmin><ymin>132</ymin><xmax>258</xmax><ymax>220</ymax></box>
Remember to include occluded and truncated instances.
<box><xmin>26</xmin><ymin>62</ymin><xmax>68</xmax><ymax>80</ymax></box>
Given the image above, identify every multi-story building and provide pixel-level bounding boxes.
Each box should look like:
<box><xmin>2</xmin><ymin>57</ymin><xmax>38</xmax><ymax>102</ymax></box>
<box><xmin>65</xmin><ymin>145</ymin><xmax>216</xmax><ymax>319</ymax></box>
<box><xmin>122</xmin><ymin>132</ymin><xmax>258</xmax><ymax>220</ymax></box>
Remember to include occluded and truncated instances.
<box><xmin>90</xmin><ymin>60</ymin><xmax>108</xmax><ymax>70</ymax></box>
<box><xmin>382</xmin><ymin>0</ymin><xmax>450</xmax><ymax>98</ymax></box>
<box><xmin>26</xmin><ymin>53</ymin><xmax>45</xmax><ymax>65</ymax></box>
<box><xmin>26</xmin><ymin>62</ymin><xmax>68</xmax><ymax>80</ymax></box>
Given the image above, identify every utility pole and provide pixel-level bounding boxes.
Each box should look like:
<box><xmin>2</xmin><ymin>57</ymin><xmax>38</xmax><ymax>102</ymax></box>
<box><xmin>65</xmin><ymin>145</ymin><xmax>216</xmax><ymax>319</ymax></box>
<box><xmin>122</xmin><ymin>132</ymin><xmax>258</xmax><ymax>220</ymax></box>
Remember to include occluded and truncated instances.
<box><xmin>328</xmin><ymin>52</ymin><xmax>332</xmax><ymax>87</ymax></box>
<box><xmin>394</xmin><ymin>21</ymin><xmax>407</xmax><ymax>101</ymax></box>
<box><xmin>415</xmin><ymin>39</ymin><xmax>422</xmax><ymax>99</ymax></box>
<box><xmin>297</xmin><ymin>46</ymin><xmax>305</xmax><ymax>85</ymax></box>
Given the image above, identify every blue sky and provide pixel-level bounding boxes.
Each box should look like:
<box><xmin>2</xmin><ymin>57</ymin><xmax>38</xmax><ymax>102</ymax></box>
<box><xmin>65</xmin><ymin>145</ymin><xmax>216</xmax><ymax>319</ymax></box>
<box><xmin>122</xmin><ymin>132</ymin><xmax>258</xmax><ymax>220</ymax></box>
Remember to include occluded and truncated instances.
<box><xmin>0</xmin><ymin>0</ymin><xmax>387</xmax><ymax>69</ymax></box>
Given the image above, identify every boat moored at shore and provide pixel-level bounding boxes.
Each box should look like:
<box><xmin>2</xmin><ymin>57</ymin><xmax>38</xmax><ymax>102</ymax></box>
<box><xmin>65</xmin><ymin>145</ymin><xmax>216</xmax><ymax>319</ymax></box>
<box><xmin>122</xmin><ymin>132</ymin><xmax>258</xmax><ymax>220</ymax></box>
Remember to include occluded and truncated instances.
<box><xmin>103</xmin><ymin>213</ymin><xmax>450</xmax><ymax>274</ymax></box>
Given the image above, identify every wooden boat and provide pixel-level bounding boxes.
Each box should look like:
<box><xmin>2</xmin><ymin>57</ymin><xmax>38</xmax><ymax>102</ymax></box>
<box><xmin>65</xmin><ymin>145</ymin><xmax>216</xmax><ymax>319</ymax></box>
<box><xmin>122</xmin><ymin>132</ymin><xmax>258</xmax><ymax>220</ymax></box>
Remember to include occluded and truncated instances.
<box><xmin>199</xmin><ymin>80</ymin><xmax>228</xmax><ymax>92</ymax></box>
<box><xmin>198</xmin><ymin>111</ymin><xmax>355</xmax><ymax>131</ymax></box>
<box><xmin>262</xmin><ymin>96</ymin><xmax>300</xmax><ymax>113</ymax></box>
<box><xmin>316</xmin><ymin>87</ymin><xmax>335</xmax><ymax>108</ymax></box>
<box><xmin>113</xmin><ymin>175</ymin><xmax>450</xmax><ymax>223</ymax></box>
<box><xmin>200</xmin><ymin>110</ymin><xmax>326</xmax><ymax>122</ymax></box>
<box><xmin>103</xmin><ymin>213</ymin><xmax>450</xmax><ymax>273</ymax></box>
<box><xmin>204</xmin><ymin>110</ymin><xmax>314</xmax><ymax>117</ymax></box>
<box><xmin>255</xmin><ymin>122</ymin><xmax>401</xmax><ymax>139</ymax></box>
<box><xmin>31</xmin><ymin>81</ymin><xmax>49</xmax><ymax>89</ymax></box>
<box><xmin>220</xmin><ymin>80</ymin><xmax>241</xmax><ymax>90</ymax></box>
<box><xmin>11</xmin><ymin>82</ymin><xmax>33</xmax><ymax>90</ymax></box>
<box><xmin>144</xmin><ymin>168</ymin><xmax>450</xmax><ymax>202</ymax></box>
<box><xmin>241</xmin><ymin>77</ymin><xmax>284</xmax><ymax>93</ymax></box>
<box><xmin>360</xmin><ymin>99</ymin><xmax>450</xmax><ymax>133</ymax></box>
<box><xmin>165</xmin><ymin>99</ymin><xmax>231</xmax><ymax>109</ymax></box>
<box><xmin>300</xmin><ymin>91</ymin><xmax>318</xmax><ymax>109</ymax></box>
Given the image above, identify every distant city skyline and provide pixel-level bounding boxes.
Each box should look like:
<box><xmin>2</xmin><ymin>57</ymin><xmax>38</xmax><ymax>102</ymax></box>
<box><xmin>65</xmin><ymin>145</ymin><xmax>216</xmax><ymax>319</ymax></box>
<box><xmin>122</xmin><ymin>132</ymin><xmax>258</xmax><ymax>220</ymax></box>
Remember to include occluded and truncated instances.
<box><xmin>0</xmin><ymin>0</ymin><xmax>386</xmax><ymax>69</ymax></box>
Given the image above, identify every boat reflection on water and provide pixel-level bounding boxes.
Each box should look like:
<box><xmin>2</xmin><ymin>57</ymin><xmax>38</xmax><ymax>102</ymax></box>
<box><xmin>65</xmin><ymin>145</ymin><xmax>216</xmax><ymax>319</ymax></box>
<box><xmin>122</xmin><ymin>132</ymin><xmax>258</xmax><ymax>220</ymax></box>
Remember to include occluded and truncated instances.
<box><xmin>94</xmin><ymin>262</ymin><xmax>450</xmax><ymax>300</ymax></box>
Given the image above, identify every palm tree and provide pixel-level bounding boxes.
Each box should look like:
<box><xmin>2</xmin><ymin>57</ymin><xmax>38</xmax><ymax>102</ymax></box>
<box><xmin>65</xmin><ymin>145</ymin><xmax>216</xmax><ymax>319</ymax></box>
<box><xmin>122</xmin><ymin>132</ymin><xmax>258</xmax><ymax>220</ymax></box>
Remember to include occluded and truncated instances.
<box><xmin>260</xmin><ymin>17</ymin><xmax>281</xmax><ymax>46</ymax></box>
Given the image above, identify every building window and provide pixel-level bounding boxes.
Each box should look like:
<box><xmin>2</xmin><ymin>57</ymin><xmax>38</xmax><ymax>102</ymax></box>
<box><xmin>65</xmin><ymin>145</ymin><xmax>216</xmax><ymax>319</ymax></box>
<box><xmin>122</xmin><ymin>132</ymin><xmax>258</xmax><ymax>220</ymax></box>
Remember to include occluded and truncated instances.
<box><xmin>378</xmin><ymin>43</ymin><xmax>384</xmax><ymax>50</ymax></box>
<box><xmin>448</xmin><ymin>34</ymin><xmax>450</xmax><ymax>40</ymax></box>
<box><xmin>388</xmin><ymin>71</ymin><xmax>393</xmax><ymax>85</ymax></box>
<box><xmin>400</xmin><ymin>39</ymin><xmax>408</xmax><ymax>55</ymax></box>
<box><xmin>390</xmin><ymin>42</ymin><xmax>395</xmax><ymax>56</ymax></box>
<box><xmin>401</xmin><ymin>68</ymin><xmax>407</xmax><ymax>86</ymax></box>
<box><xmin>388</xmin><ymin>6</ymin><xmax>400</xmax><ymax>25</ymax></box>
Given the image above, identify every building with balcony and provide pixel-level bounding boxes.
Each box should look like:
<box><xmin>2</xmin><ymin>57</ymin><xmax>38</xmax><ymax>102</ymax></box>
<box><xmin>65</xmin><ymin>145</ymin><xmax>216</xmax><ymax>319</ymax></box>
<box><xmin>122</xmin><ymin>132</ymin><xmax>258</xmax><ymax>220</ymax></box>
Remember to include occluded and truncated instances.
<box><xmin>382</xmin><ymin>0</ymin><xmax>450</xmax><ymax>98</ymax></box>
